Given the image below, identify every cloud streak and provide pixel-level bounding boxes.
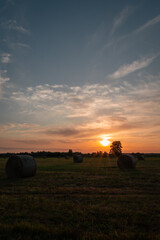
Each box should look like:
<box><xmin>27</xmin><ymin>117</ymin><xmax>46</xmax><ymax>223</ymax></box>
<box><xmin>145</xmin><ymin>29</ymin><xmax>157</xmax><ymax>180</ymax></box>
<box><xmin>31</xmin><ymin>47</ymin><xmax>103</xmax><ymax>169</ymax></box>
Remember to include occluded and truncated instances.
<box><xmin>2</xmin><ymin>20</ymin><xmax>30</xmax><ymax>34</ymax></box>
<box><xmin>136</xmin><ymin>14</ymin><xmax>160</xmax><ymax>33</ymax></box>
<box><xmin>15</xmin><ymin>43</ymin><xmax>30</xmax><ymax>48</ymax></box>
<box><xmin>108</xmin><ymin>56</ymin><xmax>155</xmax><ymax>79</ymax></box>
<box><xmin>111</xmin><ymin>6</ymin><xmax>133</xmax><ymax>35</ymax></box>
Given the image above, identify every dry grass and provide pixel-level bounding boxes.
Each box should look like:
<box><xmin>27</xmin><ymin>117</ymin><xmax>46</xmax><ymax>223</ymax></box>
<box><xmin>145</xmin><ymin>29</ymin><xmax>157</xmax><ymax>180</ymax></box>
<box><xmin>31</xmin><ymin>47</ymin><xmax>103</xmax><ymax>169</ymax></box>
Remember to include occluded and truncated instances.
<box><xmin>0</xmin><ymin>156</ymin><xmax>159</xmax><ymax>239</ymax></box>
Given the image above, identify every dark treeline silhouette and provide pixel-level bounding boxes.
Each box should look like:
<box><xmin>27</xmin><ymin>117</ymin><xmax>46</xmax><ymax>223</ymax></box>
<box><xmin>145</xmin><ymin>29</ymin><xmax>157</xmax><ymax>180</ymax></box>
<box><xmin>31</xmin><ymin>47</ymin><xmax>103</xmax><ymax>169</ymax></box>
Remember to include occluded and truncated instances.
<box><xmin>0</xmin><ymin>150</ymin><xmax>109</xmax><ymax>159</ymax></box>
<box><xmin>0</xmin><ymin>150</ymin><xmax>159</xmax><ymax>159</ymax></box>
<box><xmin>0</xmin><ymin>150</ymin><xmax>74</xmax><ymax>159</ymax></box>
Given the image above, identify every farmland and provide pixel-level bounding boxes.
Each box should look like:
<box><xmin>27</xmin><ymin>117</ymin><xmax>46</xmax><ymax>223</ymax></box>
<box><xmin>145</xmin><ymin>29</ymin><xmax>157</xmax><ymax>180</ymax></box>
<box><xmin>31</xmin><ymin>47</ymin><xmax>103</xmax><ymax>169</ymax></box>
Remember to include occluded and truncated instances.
<box><xmin>0</xmin><ymin>156</ymin><xmax>160</xmax><ymax>240</ymax></box>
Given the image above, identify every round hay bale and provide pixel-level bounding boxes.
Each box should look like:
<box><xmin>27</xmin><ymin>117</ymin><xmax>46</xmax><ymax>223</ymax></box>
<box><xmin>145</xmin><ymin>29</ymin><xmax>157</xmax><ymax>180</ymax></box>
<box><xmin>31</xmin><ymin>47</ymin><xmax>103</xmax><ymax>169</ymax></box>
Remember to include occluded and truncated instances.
<box><xmin>5</xmin><ymin>155</ymin><xmax>37</xmax><ymax>178</ymax></box>
<box><xmin>136</xmin><ymin>153</ymin><xmax>145</xmax><ymax>160</ymax></box>
<box><xmin>73</xmin><ymin>154</ymin><xmax>83</xmax><ymax>163</ymax></box>
<box><xmin>117</xmin><ymin>154</ymin><xmax>136</xmax><ymax>169</ymax></box>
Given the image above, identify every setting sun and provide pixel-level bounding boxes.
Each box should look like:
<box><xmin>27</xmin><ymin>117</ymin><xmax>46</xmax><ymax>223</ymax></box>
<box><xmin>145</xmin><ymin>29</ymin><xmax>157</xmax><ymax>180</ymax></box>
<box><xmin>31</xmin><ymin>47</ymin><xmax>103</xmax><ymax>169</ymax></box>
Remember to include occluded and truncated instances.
<box><xmin>100</xmin><ymin>138</ymin><xmax>111</xmax><ymax>147</ymax></box>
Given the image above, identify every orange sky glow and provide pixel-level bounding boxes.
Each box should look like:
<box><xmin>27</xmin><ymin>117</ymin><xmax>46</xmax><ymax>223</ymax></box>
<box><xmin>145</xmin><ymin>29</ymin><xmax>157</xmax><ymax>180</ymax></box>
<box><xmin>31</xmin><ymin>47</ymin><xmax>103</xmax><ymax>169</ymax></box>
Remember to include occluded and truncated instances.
<box><xmin>0</xmin><ymin>1</ymin><xmax>160</xmax><ymax>154</ymax></box>
<box><xmin>0</xmin><ymin>122</ymin><xmax>159</xmax><ymax>153</ymax></box>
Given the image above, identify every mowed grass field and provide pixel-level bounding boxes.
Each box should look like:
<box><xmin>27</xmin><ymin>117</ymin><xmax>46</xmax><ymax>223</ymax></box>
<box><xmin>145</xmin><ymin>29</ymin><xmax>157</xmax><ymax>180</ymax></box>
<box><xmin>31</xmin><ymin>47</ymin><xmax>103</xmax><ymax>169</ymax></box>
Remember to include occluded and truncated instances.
<box><xmin>0</xmin><ymin>156</ymin><xmax>160</xmax><ymax>240</ymax></box>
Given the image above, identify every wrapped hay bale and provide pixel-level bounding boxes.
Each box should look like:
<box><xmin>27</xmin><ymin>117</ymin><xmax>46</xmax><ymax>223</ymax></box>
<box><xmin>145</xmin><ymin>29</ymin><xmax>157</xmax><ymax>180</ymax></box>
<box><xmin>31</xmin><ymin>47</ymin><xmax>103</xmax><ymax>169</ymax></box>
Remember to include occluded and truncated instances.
<box><xmin>117</xmin><ymin>154</ymin><xmax>136</xmax><ymax>169</ymax></box>
<box><xmin>5</xmin><ymin>155</ymin><xmax>37</xmax><ymax>178</ymax></box>
<box><xmin>73</xmin><ymin>154</ymin><xmax>83</xmax><ymax>163</ymax></box>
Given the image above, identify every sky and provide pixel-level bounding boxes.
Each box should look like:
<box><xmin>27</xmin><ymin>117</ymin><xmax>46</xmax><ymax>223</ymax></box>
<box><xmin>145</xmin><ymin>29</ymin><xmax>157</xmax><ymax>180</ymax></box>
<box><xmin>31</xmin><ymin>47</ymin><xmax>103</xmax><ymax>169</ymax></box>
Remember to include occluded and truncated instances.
<box><xmin>0</xmin><ymin>0</ymin><xmax>160</xmax><ymax>153</ymax></box>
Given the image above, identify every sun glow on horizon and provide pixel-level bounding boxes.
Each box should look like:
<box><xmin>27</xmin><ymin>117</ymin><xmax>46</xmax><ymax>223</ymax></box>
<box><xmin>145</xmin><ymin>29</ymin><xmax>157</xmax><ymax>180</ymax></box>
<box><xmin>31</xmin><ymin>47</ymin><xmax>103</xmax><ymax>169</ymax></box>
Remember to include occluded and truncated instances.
<box><xmin>99</xmin><ymin>138</ymin><xmax>111</xmax><ymax>147</ymax></box>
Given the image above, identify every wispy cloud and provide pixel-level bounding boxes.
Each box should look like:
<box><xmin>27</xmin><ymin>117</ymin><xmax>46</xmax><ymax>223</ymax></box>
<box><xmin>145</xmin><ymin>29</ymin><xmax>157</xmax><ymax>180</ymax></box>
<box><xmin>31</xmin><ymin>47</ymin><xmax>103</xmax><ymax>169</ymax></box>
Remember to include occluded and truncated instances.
<box><xmin>3</xmin><ymin>41</ymin><xmax>31</xmax><ymax>50</ymax></box>
<box><xmin>0</xmin><ymin>123</ymin><xmax>39</xmax><ymax>133</ymax></box>
<box><xmin>0</xmin><ymin>70</ymin><xmax>10</xmax><ymax>99</ymax></box>
<box><xmin>0</xmin><ymin>77</ymin><xmax>10</xmax><ymax>87</ymax></box>
<box><xmin>108</xmin><ymin>56</ymin><xmax>155</xmax><ymax>79</ymax></box>
<box><xmin>2</xmin><ymin>20</ymin><xmax>30</xmax><ymax>34</ymax></box>
<box><xmin>0</xmin><ymin>75</ymin><xmax>10</xmax><ymax>84</ymax></box>
<box><xmin>15</xmin><ymin>43</ymin><xmax>30</xmax><ymax>48</ymax></box>
<box><xmin>1</xmin><ymin>75</ymin><xmax>160</xmax><ymax>152</ymax></box>
<box><xmin>1</xmin><ymin>53</ymin><xmax>11</xmax><ymax>63</ymax></box>
<box><xmin>111</xmin><ymin>6</ymin><xmax>133</xmax><ymax>35</ymax></box>
<box><xmin>100</xmin><ymin>14</ymin><xmax>160</xmax><ymax>55</ymax></box>
<box><xmin>46</xmin><ymin>128</ymin><xmax>80</xmax><ymax>137</ymax></box>
<box><xmin>136</xmin><ymin>14</ymin><xmax>160</xmax><ymax>33</ymax></box>
<box><xmin>10</xmin><ymin>78</ymin><xmax>160</xmax><ymax>128</ymax></box>
<box><xmin>44</xmin><ymin>124</ymin><xmax>137</xmax><ymax>139</ymax></box>
<box><xmin>0</xmin><ymin>70</ymin><xmax>10</xmax><ymax>84</ymax></box>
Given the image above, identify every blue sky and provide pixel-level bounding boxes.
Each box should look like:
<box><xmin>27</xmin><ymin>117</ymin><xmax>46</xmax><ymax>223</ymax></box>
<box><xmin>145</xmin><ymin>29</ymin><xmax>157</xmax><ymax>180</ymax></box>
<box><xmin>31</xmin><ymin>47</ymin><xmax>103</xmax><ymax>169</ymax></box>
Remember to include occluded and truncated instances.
<box><xmin>0</xmin><ymin>0</ymin><xmax>160</xmax><ymax>153</ymax></box>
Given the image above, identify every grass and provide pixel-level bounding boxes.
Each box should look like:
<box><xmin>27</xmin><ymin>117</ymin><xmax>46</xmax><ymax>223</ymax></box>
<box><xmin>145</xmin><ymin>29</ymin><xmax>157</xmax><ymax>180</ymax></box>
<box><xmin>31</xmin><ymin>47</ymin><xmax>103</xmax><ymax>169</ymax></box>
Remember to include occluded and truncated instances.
<box><xmin>0</xmin><ymin>156</ymin><xmax>160</xmax><ymax>239</ymax></box>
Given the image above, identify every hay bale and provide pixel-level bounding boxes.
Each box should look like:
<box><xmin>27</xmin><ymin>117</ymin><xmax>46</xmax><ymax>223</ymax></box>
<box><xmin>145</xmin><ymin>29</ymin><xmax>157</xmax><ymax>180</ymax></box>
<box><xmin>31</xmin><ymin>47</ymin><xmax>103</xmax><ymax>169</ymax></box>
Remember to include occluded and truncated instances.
<box><xmin>5</xmin><ymin>155</ymin><xmax>37</xmax><ymax>178</ymax></box>
<box><xmin>136</xmin><ymin>153</ymin><xmax>145</xmax><ymax>160</ymax></box>
<box><xmin>117</xmin><ymin>154</ymin><xmax>136</xmax><ymax>169</ymax></box>
<box><xmin>73</xmin><ymin>154</ymin><xmax>83</xmax><ymax>163</ymax></box>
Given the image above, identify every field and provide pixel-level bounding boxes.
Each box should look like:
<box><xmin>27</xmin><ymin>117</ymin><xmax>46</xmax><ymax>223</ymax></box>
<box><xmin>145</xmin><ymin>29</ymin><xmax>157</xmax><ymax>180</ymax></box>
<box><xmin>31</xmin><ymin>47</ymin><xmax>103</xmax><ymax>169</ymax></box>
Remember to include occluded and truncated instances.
<box><xmin>0</xmin><ymin>156</ymin><xmax>160</xmax><ymax>240</ymax></box>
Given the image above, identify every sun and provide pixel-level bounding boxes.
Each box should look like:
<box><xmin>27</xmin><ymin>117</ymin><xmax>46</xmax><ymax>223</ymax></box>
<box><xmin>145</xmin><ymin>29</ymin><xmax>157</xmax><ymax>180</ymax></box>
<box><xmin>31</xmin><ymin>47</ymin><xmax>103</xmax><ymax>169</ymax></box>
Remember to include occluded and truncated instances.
<box><xmin>99</xmin><ymin>138</ymin><xmax>111</xmax><ymax>147</ymax></box>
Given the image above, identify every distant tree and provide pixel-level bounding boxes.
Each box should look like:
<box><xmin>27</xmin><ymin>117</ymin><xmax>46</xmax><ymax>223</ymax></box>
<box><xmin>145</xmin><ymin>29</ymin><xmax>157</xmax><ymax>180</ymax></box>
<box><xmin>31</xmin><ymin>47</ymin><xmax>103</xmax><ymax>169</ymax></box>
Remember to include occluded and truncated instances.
<box><xmin>68</xmin><ymin>149</ymin><xmax>73</xmax><ymax>156</ymax></box>
<box><xmin>103</xmin><ymin>151</ymin><xmax>108</xmax><ymax>158</ymax></box>
<box><xmin>91</xmin><ymin>152</ymin><xmax>97</xmax><ymax>157</ymax></box>
<box><xmin>96</xmin><ymin>151</ymin><xmax>103</xmax><ymax>158</ymax></box>
<box><xmin>109</xmin><ymin>141</ymin><xmax>122</xmax><ymax>157</ymax></box>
